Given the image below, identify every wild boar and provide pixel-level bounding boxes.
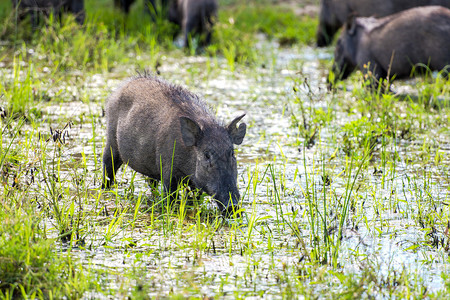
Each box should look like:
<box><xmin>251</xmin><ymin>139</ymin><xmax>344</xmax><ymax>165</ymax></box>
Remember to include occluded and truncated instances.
<box><xmin>102</xmin><ymin>74</ymin><xmax>247</xmax><ymax>216</ymax></box>
<box><xmin>168</xmin><ymin>0</ymin><xmax>218</xmax><ymax>47</ymax></box>
<box><xmin>331</xmin><ymin>6</ymin><xmax>450</xmax><ymax>88</ymax></box>
<box><xmin>317</xmin><ymin>0</ymin><xmax>450</xmax><ymax>47</ymax></box>
<box><xmin>11</xmin><ymin>0</ymin><xmax>85</xmax><ymax>27</ymax></box>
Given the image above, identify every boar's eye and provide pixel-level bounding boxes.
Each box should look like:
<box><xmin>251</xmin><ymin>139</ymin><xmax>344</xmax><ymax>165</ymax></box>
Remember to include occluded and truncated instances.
<box><xmin>204</xmin><ymin>151</ymin><xmax>212</xmax><ymax>161</ymax></box>
<box><xmin>229</xmin><ymin>149</ymin><xmax>235</xmax><ymax>159</ymax></box>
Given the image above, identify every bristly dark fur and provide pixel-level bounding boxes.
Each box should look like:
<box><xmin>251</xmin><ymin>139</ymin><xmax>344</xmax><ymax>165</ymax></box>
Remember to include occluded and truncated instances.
<box><xmin>135</xmin><ymin>69</ymin><xmax>153</xmax><ymax>78</ymax></box>
<box><xmin>133</xmin><ymin>70</ymin><xmax>218</xmax><ymax>124</ymax></box>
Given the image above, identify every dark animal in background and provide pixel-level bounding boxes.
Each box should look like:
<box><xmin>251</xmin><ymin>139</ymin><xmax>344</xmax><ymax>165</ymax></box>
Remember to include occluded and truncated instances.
<box><xmin>317</xmin><ymin>0</ymin><xmax>450</xmax><ymax>47</ymax></box>
<box><xmin>11</xmin><ymin>0</ymin><xmax>85</xmax><ymax>27</ymax></box>
<box><xmin>331</xmin><ymin>6</ymin><xmax>450</xmax><ymax>88</ymax></box>
<box><xmin>114</xmin><ymin>0</ymin><xmax>168</xmax><ymax>18</ymax></box>
<box><xmin>114</xmin><ymin>0</ymin><xmax>135</xmax><ymax>14</ymax></box>
<box><xmin>168</xmin><ymin>0</ymin><xmax>218</xmax><ymax>47</ymax></box>
<box><xmin>102</xmin><ymin>75</ymin><xmax>246</xmax><ymax>217</ymax></box>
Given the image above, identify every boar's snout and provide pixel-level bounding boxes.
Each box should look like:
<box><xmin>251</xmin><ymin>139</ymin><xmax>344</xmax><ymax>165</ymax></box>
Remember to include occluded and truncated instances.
<box><xmin>216</xmin><ymin>190</ymin><xmax>241</xmax><ymax>218</ymax></box>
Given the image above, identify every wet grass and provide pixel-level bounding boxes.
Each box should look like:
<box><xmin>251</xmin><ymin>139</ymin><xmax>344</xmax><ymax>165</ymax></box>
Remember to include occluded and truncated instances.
<box><xmin>1</xmin><ymin>0</ymin><xmax>450</xmax><ymax>299</ymax></box>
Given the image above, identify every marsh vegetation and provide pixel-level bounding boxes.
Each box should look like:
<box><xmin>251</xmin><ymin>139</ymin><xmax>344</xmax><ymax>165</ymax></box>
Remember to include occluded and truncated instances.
<box><xmin>0</xmin><ymin>0</ymin><xmax>449</xmax><ymax>298</ymax></box>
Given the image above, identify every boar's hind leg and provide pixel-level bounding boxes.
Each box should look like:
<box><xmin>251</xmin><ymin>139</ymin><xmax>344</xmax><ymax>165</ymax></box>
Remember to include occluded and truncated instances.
<box><xmin>183</xmin><ymin>17</ymin><xmax>199</xmax><ymax>48</ymax></box>
<box><xmin>102</xmin><ymin>145</ymin><xmax>123</xmax><ymax>188</ymax></box>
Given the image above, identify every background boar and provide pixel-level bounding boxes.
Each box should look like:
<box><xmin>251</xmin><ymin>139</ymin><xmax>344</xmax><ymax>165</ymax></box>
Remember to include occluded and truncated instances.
<box><xmin>331</xmin><ymin>6</ymin><xmax>450</xmax><ymax>89</ymax></box>
<box><xmin>168</xmin><ymin>0</ymin><xmax>217</xmax><ymax>47</ymax></box>
<box><xmin>103</xmin><ymin>75</ymin><xmax>246</xmax><ymax>216</ymax></box>
<box><xmin>12</xmin><ymin>0</ymin><xmax>85</xmax><ymax>27</ymax></box>
<box><xmin>114</xmin><ymin>0</ymin><xmax>135</xmax><ymax>13</ymax></box>
<box><xmin>317</xmin><ymin>0</ymin><xmax>450</xmax><ymax>47</ymax></box>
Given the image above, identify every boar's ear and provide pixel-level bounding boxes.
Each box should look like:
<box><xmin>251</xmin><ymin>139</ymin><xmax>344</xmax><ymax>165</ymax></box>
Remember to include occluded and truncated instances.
<box><xmin>180</xmin><ymin>117</ymin><xmax>202</xmax><ymax>147</ymax></box>
<box><xmin>227</xmin><ymin>114</ymin><xmax>247</xmax><ymax>145</ymax></box>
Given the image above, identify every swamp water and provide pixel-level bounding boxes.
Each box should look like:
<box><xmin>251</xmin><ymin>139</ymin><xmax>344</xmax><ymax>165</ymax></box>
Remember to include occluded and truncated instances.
<box><xmin>2</xmin><ymin>37</ymin><xmax>449</xmax><ymax>298</ymax></box>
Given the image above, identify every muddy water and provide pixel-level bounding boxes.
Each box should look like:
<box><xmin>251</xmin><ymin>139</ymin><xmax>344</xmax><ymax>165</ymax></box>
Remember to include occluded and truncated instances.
<box><xmin>5</xmin><ymin>37</ymin><xmax>449</xmax><ymax>297</ymax></box>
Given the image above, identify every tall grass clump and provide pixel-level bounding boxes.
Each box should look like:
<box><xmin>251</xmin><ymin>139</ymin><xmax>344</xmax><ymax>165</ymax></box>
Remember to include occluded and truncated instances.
<box><xmin>0</xmin><ymin>121</ymin><xmax>92</xmax><ymax>298</ymax></box>
<box><xmin>28</xmin><ymin>15</ymin><xmax>142</xmax><ymax>72</ymax></box>
<box><xmin>219</xmin><ymin>3</ymin><xmax>317</xmax><ymax>46</ymax></box>
<box><xmin>0</xmin><ymin>57</ymin><xmax>42</xmax><ymax>120</ymax></box>
<box><xmin>212</xmin><ymin>18</ymin><xmax>257</xmax><ymax>66</ymax></box>
<box><xmin>297</xmin><ymin>140</ymin><xmax>372</xmax><ymax>267</ymax></box>
<box><xmin>213</xmin><ymin>2</ymin><xmax>317</xmax><ymax>66</ymax></box>
<box><xmin>290</xmin><ymin>77</ymin><xmax>334</xmax><ymax>148</ymax></box>
<box><xmin>347</xmin><ymin>69</ymin><xmax>450</xmax><ymax>154</ymax></box>
<box><xmin>0</xmin><ymin>211</ymin><xmax>90</xmax><ymax>298</ymax></box>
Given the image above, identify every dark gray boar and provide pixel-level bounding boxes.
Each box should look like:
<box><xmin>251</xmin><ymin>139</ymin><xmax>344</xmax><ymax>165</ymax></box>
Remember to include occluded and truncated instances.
<box><xmin>12</xmin><ymin>0</ymin><xmax>85</xmax><ymax>27</ymax></box>
<box><xmin>331</xmin><ymin>6</ymin><xmax>450</xmax><ymax>88</ymax></box>
<box><xmin>168</xmin><ymin>0</ymin><xmax>218</xmax><ymax>47</ymax></box>
<box><xmin>103</xmin><ymin>75</ymin><xmax>247</xmax><ymax>216</ymax></box>
<box><xmin>317</xmin><ymin>0</ymin><xmax>450</xmax><ymax>47</ymax></box>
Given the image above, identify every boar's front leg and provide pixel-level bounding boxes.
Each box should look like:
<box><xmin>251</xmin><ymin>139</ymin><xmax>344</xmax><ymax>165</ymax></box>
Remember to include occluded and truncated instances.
<box><xmin>161</xmin><ymin>170</ymin><xmax>181</xmax><ymax>198</ymax></box>
<box><xmin>161</xmin><ymin>168</ymin><xmax>197</xmax><ymax>203</ymax></box>
<box><xmin>102</xmin><ymin>143</ymin><xmax>123</xmax><ymax>188</ymax></box>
